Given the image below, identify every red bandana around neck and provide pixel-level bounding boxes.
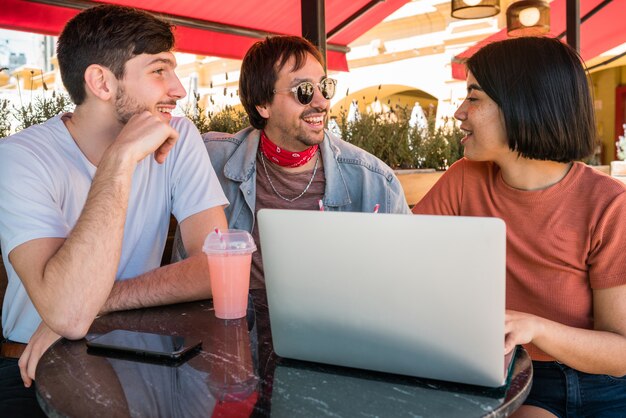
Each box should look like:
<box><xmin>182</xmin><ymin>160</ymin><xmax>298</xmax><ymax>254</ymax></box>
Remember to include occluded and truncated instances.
<box><xmin>260</xmin><ymin>131</ymin><xmax>318</xmax><ymax>168</ymax></box>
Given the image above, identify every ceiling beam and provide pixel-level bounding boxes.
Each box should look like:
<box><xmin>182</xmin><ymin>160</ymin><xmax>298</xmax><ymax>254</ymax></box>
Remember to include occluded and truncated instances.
<box><xmin>327</xmin><ymin>0</ymin><xmax>385</xmax><ymax>39</ymax></box>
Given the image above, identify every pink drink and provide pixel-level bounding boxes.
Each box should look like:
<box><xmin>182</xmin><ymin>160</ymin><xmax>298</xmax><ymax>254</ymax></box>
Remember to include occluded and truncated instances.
<box><xmin>207</xmin><ymin>253</ymin><xmax>252</xmax><ymax>319</ymax></box>
<box><xmin>203</xmin><ymin>229</ymin><xmax>256</xmax><ymax>320</ymax></box>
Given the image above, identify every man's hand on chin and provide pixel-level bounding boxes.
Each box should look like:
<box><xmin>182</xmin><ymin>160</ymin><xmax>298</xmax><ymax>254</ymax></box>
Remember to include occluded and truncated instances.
<box><xmin>112</xmin><ymin>111</ymin><xmax>179</xmax><ymax>165</ymax></box>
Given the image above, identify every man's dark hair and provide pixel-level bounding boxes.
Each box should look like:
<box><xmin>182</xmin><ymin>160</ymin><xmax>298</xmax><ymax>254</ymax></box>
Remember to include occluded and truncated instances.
<box><xmin>57</xmin><ymin>5</ymin><xmax>175</xmax><ymax>105</ymax></box>
<box><xmin>466</xmin><ymin>36</ymin><xmax>595</xmax><ymax>162</ymax></box>
<box><xmin>239</xmin><ymin>36</ymin><xmax>325</xmax><ymax>130</ymax></box>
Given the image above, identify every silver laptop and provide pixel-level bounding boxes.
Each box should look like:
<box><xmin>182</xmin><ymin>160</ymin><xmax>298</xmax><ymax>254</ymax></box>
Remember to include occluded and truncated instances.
<box><xmin>257</xmin><ymin>209</ymin><xmax>507</xmax><ymax>387</ymax></box>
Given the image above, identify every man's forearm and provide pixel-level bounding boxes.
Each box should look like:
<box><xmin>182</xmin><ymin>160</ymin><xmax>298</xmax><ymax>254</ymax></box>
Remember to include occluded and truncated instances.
<box><xmin>27</xmin><ymin>151</ymin><xmax>135</xmax><ymax>338</ymax></box>
<box><xmin>101</xmin><ymin>253</ymin><xmax>212</xmax><ymax>314</ymax></box>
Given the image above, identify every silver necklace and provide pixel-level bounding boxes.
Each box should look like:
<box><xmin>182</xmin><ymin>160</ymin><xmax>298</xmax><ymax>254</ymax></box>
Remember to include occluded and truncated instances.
<box><xmin>260</xmin><ymin>151</ymin><xmax>319</xmax><ymax>202</ymax></box>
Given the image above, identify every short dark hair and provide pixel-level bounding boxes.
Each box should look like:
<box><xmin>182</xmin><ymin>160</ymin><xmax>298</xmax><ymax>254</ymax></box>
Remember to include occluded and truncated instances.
<box><xmin>466</xmin><ymin>36</ymin><xmax>595</xmax><ymax>162</ymax></box>
<box><xmin>57</xmin><ymin>5</ymin><xmax>175</xmax><ymax>105</ymax></box>
<box><xmin>239</xmin><ymin>36</ymin><xmax>325</xmax><ymax>130</ymax></box>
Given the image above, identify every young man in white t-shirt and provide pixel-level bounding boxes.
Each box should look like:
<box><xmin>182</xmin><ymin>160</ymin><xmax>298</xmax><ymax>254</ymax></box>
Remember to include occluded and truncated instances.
<box><xmin>0</xmin><ymin>5</ymin><xmax>228</xmax><ymax>414</ymax></box>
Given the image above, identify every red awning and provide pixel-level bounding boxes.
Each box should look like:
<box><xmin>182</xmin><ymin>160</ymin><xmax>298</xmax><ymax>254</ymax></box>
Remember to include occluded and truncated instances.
<box><xmin>451</xmin><ymin>0</ymin><xmax>626</xmax><ymax>79</ymax></box>
<box><xmin>0</xmin><ymin>0</ymin><xmax>409</xmax><ymax>72</ymax></box>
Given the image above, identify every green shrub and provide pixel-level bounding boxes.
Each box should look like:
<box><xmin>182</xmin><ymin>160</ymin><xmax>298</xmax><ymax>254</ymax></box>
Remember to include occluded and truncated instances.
<box><xmin>14</xmin><ymin>91</ymin><xmax>73</xmax><ymax>131</ymax></box>
<box><xmin>183</xmin><ymin>92</ymin><xmax>249</xmax><ymax>134</ymax></box>
<box><xmin>183</xmin><ymin>93</ymin><xmax>212</xmax><ymax>133</ymax></box>
<box><xmin>0</xmin><ymin>99</ymin><xmax>11</xmax><ymax>138</ymax></box>
<box><xmin>339</xmin><ymin>106</ymin><xmax>415</xmax><ymax>169</ymax></box>
<box><xmin>0</xmin><ymin>91</ymin><xmax>73</xmax><ymax>138</ymax></box>
<box><xmin>338</xmin><ymin>104</ymin><xmax>464</xmax><ymax>170</ymax></box>
<box><xmin>415</xmin><ymin>116</ymin><xmax>464</xmax><ymax>170</ymax></box>
<box><xmin>207</xmin><ymin>105</ymin><xmax>249</xmax><ymax>133</ymax></box>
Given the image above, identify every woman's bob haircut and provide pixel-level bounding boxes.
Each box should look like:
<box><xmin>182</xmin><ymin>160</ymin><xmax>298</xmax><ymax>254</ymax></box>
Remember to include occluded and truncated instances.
<box><xmin>466</xmin><ymin>36</ymin><xmax>595</xmax><ymax>163</ymax></box>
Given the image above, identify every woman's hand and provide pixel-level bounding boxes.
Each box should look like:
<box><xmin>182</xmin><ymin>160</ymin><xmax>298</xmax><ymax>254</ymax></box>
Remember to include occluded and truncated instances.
<box><xmin>504</xmin><ymin>310</ymin><xmax>545</xmax><ymax>354</ymax></box>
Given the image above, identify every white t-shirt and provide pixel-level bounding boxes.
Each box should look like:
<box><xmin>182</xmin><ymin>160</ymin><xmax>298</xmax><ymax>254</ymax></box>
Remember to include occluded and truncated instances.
<box><xmin>0</xmin><ymin>114</ymin><xmax>228</xmax><ymax>343</ymax></box>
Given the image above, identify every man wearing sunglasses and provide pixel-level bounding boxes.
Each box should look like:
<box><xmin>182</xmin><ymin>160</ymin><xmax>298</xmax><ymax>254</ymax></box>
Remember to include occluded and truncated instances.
<box><xmin>173</xmin><ymin>36</ymin><xmax>409</xmax><ymax>288</ymax></box>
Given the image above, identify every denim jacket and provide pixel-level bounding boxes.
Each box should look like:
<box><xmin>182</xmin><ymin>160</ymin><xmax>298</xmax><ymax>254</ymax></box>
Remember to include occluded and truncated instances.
<box><xmin>172</xmin><ymin>127</ymin><xmax>409</xmax><ymax>260</ymax></box>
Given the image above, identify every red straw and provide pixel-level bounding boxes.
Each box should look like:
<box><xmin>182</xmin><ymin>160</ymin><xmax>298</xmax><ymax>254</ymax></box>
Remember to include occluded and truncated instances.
<box><xmin>213</xmin><ymin>227</ymin><xmax>226</xmax><ymax>249</ymax></box>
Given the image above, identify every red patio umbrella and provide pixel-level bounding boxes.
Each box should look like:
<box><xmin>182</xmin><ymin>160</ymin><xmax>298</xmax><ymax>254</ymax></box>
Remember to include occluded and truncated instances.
<box><xmin>0</xmin><ymin>0</ymin><xmax>409</xmax><ymax>72</ymax></box>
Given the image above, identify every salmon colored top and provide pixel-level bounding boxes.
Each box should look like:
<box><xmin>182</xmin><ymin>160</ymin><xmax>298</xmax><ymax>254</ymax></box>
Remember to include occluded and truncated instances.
<box><xmin>413</xmin><ymin>158</ymin><xmax>626</xmax><ymax>361</ymax></box>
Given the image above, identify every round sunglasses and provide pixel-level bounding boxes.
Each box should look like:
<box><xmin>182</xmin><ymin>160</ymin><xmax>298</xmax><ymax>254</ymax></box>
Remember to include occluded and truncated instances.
<box><xmin>273</xmin><ymin>77</ymin><xmax>337</xmax><ymax>105</ymax></box>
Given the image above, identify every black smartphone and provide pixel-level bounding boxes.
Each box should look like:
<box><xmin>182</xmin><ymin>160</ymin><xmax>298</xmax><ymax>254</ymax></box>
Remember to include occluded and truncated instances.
<box><xmin>86</xmin><ymin>329</ymin><xmax>202</xmax><ymax>361</ymax></box>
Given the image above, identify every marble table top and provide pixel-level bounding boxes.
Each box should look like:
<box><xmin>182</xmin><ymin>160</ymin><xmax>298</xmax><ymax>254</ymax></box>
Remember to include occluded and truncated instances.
<box><xmin>35</xmin><ymin>290</ymin><xmax>532</xmax><ymax>417</ymax></box>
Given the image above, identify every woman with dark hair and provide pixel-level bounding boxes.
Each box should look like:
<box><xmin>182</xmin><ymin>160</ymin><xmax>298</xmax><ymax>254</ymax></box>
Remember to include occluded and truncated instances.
<box><xmin>413</xmin><ymin>36</ymin><xmax>626</xmax><ymax>417</ymax></box>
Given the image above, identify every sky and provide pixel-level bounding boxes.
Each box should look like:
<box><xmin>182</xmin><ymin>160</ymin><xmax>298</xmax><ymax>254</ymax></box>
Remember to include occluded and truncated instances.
<box><xmin>0</xmin><ymin>29</ymin><xmax>52</xmax><ymax>71</ymax></box>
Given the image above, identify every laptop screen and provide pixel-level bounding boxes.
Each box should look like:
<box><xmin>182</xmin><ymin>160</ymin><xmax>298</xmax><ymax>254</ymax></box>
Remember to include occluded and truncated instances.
<box><xmin>258</xmin><ymin>209</ymin><xmax>506</xmax><ymax>387</ymax></box>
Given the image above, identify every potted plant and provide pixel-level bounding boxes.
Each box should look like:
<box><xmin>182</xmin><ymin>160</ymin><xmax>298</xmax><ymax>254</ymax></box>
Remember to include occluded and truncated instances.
<box><xmin>333</xmin><ymin>103</ymin><xmax>463</xmax><ymax>205</ymax></box>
